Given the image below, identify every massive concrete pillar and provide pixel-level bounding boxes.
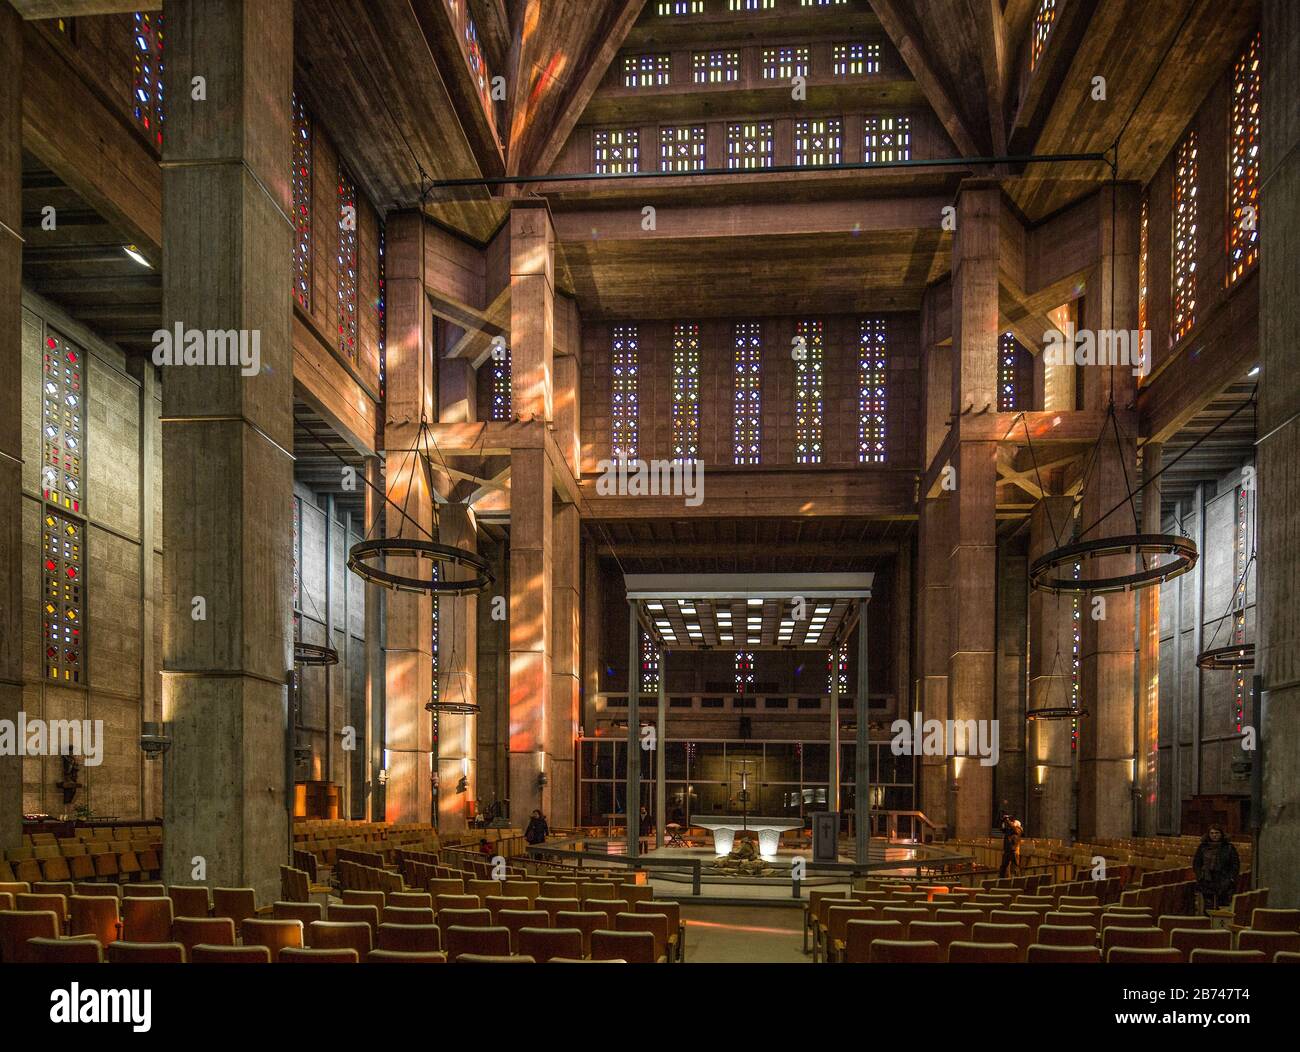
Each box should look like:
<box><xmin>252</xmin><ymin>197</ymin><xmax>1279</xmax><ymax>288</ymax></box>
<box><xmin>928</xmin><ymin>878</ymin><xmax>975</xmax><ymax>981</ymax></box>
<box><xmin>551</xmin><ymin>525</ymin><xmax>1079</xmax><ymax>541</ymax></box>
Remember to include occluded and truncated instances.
<box><xmin>947</xmin><ymin>181</ymin><xmax>1001</xmax><ymax>836</ymax></box>
<box><xmin>363</xmin><ymin>457</ymin><xmax>385</xmax><ymax>820</ymax></box>
<box><xmin>1256</xmin><ymin>0</ymin><xmax>1300</xmax><ymax>906</ymax></box>
<box><xmin>159</xmin><ymin>0</ymin><xmax>294</xmax><ymax>901</ymax></box>
<box><xmin>475</xmin><ymin>533</ymin><xmax>507</xmax><ymax>810</ymax></box>
<box><xmin>548</xmin><ymin>500</ymin><xmax>580</xmax><ymax>826</ymax></box>
<box><xmin>382</xmin><ymin>212</ymin><xmax>435</xmax><ymax>823</ymax></box>
<box><xmin>995</xmin><ymin>540</ymin><xmax>1028</xmax><ymax>824</ymax></box>
<box><xmin>1028</xmin><ymin>497</ymin><xmax>1076</xmax><ymax>840</ymax></box>
<box><xmin>0</xmin><ymin>3</ymin><xmax>22</xmax><ymax>852</ymax></box>
<box><xmin>1136</xmin><ymin>442</ymin><xmax>1163</xmax><ymax>836</ymax></box>
<box><xmin>437</xmin><ymin>502</ymin><xmax>477</xmax><ymax>832</ymax></box>
<box><xmin>509</xmin><ymin>202</ymin><xmax>553</xmax><ymax>423</ymax></box>
<box><xmin>509</xmin><ymin>447</ymin><xmax>551</xmax><ymax>821</ymax></box>
<box><xmin>1076</xmin><ymin>182</ymin><xmax>1141</xmax><ymax>839</ymax></box>
<box><xmin>916</xmin><ymin>493</ymin><xmax>950</xmax><ymax>833</ymax></box>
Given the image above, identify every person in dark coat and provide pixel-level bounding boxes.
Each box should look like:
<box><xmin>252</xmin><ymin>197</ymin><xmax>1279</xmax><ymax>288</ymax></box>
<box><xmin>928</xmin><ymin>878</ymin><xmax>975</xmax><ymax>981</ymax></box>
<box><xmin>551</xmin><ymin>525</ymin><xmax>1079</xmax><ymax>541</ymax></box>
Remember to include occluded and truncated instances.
<box><xmin>999</xmin><ymin>817</ymin><xmax>1022</xmax><ymax>877</ymax></box>
<box><xmin>1193</xmin><ymin>825</ymin><xmax>1240</xmax><ymax>912</ymax></box>
<box><xmin>524</xmin><ymin>809</ymin><xmax>549</xmax><ymax>845</ymax></box>
<box><xmin>639</xmin><ymin>805</ymin><xmax>654</xmax><ymax>839</ymax></box>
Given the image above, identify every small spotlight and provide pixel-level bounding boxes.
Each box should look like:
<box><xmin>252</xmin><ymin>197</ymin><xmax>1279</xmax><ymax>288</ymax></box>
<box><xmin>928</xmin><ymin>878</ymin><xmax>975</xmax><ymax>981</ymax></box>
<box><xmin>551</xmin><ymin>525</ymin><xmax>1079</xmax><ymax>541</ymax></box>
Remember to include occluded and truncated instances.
<box><xmin>1248</xmin><ymin>365</ymin><xmax>1260</xmax><ymax>377</ymax></box>
<box><xmin>123</xmin><ymin>244</ymin><xmax>152</xmax><ymax>268</ymax></box>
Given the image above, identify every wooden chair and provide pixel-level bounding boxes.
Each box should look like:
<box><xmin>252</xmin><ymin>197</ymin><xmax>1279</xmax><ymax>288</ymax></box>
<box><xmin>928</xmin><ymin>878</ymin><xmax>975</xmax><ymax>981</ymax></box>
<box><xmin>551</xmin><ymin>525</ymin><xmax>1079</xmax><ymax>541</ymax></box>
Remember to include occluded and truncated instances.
<box><xmin>69</xmin><ymin>895</ymin><xmax>121</xmax><ymax>947</ymax></box>
<box><xmin>171</xmin><ymin>917</ymin><xmax>236</xmax><ymax>960</ymax></box>
<box><xmin>32</xmin><ymin>881</ymin><xmax>74</xmax><ymax>899</ymax></box>
<box><xmin>880</xmin><ymin>906</ymin><xmax>930</xmax><ymax>935</ymax></box>
<box><xmin>485</xmin><ymin>895</ymin><xmax>531</xmax><ymax>923</ymax></box>
<box><xmin>1189</xmin><ymin>948</ymin><xmax>1267</xmax><ymax>963</ymax></box>
<box><xmin>617</xmin><ymin>884</ymin><xmax>653</xmax><ymax>906</ymax></box>
<box><xmin>272</xmin><ymin>900</ymin><xmax>323</xmax><ymax>942</ymax></box>
<box><xmin>970</xmin><ymin>923</ymin><xmax>1033</xmax><ymax>961</ymax></box>
<box><xmin>427</xmin><ymin>878</ymin><xmax>466</xmax><ymax>898</ymax></box>
<box><xmin>168</xmin><ymin>886</ymin><xmax>210</xmax><ymax>918</ymax></box>
<box><xmin>16</xmin><ymin>893</ymin><xmax>68</xmax><ymax>927</ymax></box>
<box><xmin>592</xmin><ymin>929</ymin><xmax>656</xmax><ymax>964</ymax></box>
<box><xmin>1035</xmin><ymin>924</ymin><xmax>1096</xmax><ymax>947</ymax></box>
<box><xmin>824</xmin><ymin>905</ymin><xmax>876</xmax><ymax>963</ymax></box>
<box><xmin>503</xmin><ymin>880</ymin><xmax>541</xmax><ymax>906</ymax></box>
<box><xmin>366</xmin><ymin>949</ymin><xmax>447</xmax><ymax>963</ymax></box>
<box><xmin>540</xmin><ymin>881</ymin><xmax>579</xmax><ymax>898</ymax></box>
<box><xmin>1238</xmin><ymin>929</ymin><xmax>1300</xmax><ymax>958</ymax></box>
<box><xmin>1026</xmin><ymin>944</ymin><xmax>1101</xmax><ymax>963</ymax></box>
<box><xmin>537</xmin><ymin>896</ymin><xmax>581</xmax><ymax>926</ymax></box>
<box><xmin>309</xmin><ymin>920</ymin><xmax>373</xmax><ymax>956</ymax></box>
<box><xmin>27</xmin><ymin>936</ymin><xmax>104</xmax><ymax>963</ymax></box>
<box><xmin>388</xmin><ymin>892</ymin><xmax>433</xmax><ymax>910</ymax></box>
<box><xmin>445</xmin><ymin>924</ymin><xmax>511</xmax><ymax>960</ymax></box>
<box><xmin>327</xmin><ymin>903</ymin><xmax>381</xmax><ymax>936</ymax></box>
<box><xmin>498</xmin><ymin>909</ymin><xmax>549</xmax><ymax>952</ymax></box>
<box><xmin>1249</xmin><ymin>908</ymin><xmax>1300</xmax><ymax>932</ymax></box>
<box><xmin>615</xmin><ymin>911</ymin><xmax>670</xmax><ymax>963</ymax></box>
<box><xmin>519</xmin><ymin>927</ymin><xmax>583</xmax><ymax>962</ymax></box>
<box><xmin>843</xmin><ymin>919</ymin><xmax>905</xmax><ymax>964</ymax></box>
<box><xmin>1101</xmin><ymin>926</ymin><xmax>1165</xmax><ymax>954</ymax></box>
<box><xmin>904</xmin><ymin>920</ymin><xmax>968</xmax><ymax>954</ymax></box>
<box><xmin>435</xmin><ymin>893</ymin><xmax>480</xmax><ymax>913</ymax></box>
<box><xmin>1169</xmin><ymin>927</ymin><xmax>1231</xmax><ymax>957</ymax></box>
<box><xmin>636</xmin><ymin>900</ymin><xmax>684</xmax><ymax>961</ymax></box>
<box><xmin>279</xmin><ymin>946</ymin><xmax>359</xmax><ymax>963</ymax></box>
<box><xmin>377</xmin><ymin>923</ymin><xmax>442</xmax><ymax>953</ymax></box>
<box><xmin>73</xmin><ymin>882</ymin><xmax>118</xmax><ymax>899</ymax></box>
<box><xmin>212</xmin><ymin>888</ymin><xmax>265</xmax><ymax>933</ymax></box>
<box><xmin>457</xmin><ymin>952</ymin><xmax>535</xmax><ymax>963</ymax></box>
<box><xmin>1107</xmin><ymin>946</ymin><xmax>1182</xmax><ymax>963</ymax></box>
<box><xmin>556</xmin><ymin>910</ymin><xmax>606</xmax><ymax>958</ymax></box>
<box><xmin>934</xmin><ymin>908</ymin><xmax>983</xmax><ymax>933</ymax></box>
<box><xmin>240</xmin><ymin>918</ymin><xmax>304</xmax><ymax>957</ymax></box>
<box><xmin>868</xmin><ymin>939</ymin><xmax>942</xmax><ymax>963</ymax></box>
<box><xmin>107</xmin><ymin>941</ymin><xmax>186</xmax><ymax>963</ymax></box>
<box><xmin>121</xmin><ymin>896</ymin><xmax>173</xmax><ymax>943</ymax></box>
<box><xmin>465</xmin><ymin>879</ymin><xmax>499</xmax><ymax>905</ymax></box>
<box><xmin>1157</xmin><ymin>914</ymin><xmax>1209</xmax><ymax>936</ymax></box>
<box><xmin>122</xmin><ymin>883</ymin><xmax>166</xmax><ymax>898</ymax></box>
<box><xmin>948</xmin><ymin>940</ymin><xmax>1019</xmax><ymax>963</ymax></box>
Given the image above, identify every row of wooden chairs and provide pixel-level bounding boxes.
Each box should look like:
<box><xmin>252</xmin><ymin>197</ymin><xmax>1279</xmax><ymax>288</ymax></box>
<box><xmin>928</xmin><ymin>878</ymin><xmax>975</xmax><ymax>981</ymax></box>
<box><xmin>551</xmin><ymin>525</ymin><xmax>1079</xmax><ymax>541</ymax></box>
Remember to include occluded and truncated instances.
<box><xmin>1</xmin><ymin>848</ymin><xmax>162</xmax><ymax>886</ymax></box>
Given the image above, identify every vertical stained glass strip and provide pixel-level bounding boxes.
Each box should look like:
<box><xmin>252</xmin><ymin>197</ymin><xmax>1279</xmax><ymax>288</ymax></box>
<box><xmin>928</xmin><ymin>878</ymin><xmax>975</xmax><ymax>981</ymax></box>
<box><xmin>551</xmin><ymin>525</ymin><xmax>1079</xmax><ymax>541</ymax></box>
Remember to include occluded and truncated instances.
<box><xmin>1172</xmin><ymin>131</ymin><xmax>1198</xmax><ymax>342</ymax></box>
<box><xmin>999</xmin><ymin>331</ymin><xmax>1019</xmax><ymax>413</ymax></box>
<box><xmin>43</xmin><ymin>512</ymin><xmax>83</xmax><ymax>684</ymax></box>
<box><xmin>490</xmin><ymin>346</ymin><xmax>512</xmax><ymax>421</ymax></box>
<box><xmin>1138</xmin><ymin>195</ymin><xmax>1149</xmax><ymax>335</ymax></box>
<box><xmin>1032</xmin><ymin>0</ymin><xmax>1057</xmax><ymax>69</ymax></box>
<box><xmin>42</xmin><ymin>331</ymin><xmax>85</xmax><ymax>513</ymax></box>
<box><xmin>858</xmin><ymin>318</ymin><xmax>887</xmax><ymax>463</ymax></box>
<box><xmin>131</xmin><ymin>12</ymin><xmax>164</xmax><ymax>147</ymax></box>
<box><xmin>378</xmin><ymin>223</ymin><xmax>386</xmax><ymax>399</ymax></box>
<box><xmin>863</xmin><ymin>116</ymin><xmax>911</xmax><ymax>162</ymax></box>
<box><xmin>292</xmin><ymin>93</ymin><xmax>312</xmax><ymax>311</ymax></box>
<box><xmin>660</xmin><ymin>125</ymin><xmax>707</xmax><ymax>172</ymax></box>
<box><xmin>337</xmin><ymin>168</ymin><xmax>358</xmax><ymax>362</ymax></box>
<box><xmin>734</xmin><ymin>322</ymin><xmax>762</xmax><ymax>464</ymax></box>
<box><xmin>672</xmin><ymin>324</ymin><xmax>701</xmax><ymax>459</ymax></box>
<box><xmin>794</xmin><ymin>320</ymin><xmax>824</xmax><ymax>464</ymax></box>
<box><xmin>1227</xmin><ymin>31</ymin><xmax>1261</xmax><ymax>286</ymax></box>
<box><xmin>641</xmin><ymin>630</ymin><xmax>659</xmax><ymax>694</ymax></box>
<box><xmin>612</xmin><ymin>325</ymin><xmax>639</xmax><ymax>459</ymax></box>
<box><xmin>735</xmin><ymin>652</ymin><xmax>755</xmax><ymax>695</ymax></box>
<box><xmin>828</xmin><ymin>642</ymin><xmax>848</xmax><ymax>694</ymax></box>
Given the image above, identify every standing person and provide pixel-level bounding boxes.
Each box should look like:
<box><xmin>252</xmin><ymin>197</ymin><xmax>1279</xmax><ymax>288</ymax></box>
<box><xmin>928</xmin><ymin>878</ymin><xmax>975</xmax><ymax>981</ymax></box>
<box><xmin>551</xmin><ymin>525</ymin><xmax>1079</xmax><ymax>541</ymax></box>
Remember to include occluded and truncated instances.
<box><xmin>639</xmin><ymin>805</ymin><xmax>654</xmax><ymax>841</ymax></box>
<box><xmin>999</xmin><ymin>817</ymin><xmax>1022</xmax><ymax>877</ymax></box>
<box><xmin>524</xmin><ymin>808</ymin><xmax>549</xmax><ymax>846</ymax></box>
<box><xmin>1193</xmin><ymin>825</ymin><xmax>1240</xmax><ymax>913</ymax></box>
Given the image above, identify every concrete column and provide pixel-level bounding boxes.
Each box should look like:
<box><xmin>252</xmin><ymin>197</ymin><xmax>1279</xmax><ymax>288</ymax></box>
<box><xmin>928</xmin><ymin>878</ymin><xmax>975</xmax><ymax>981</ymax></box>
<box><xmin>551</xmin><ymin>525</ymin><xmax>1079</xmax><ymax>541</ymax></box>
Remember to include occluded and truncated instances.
<box><xmin>383</xmin><ymin>212</ymin><xmax>435</xmax><ymax>823</ymax></box>
<box><xmin>829</xmin><ymin>649</ymin><xmax>840</xmax><ymax>812</ymax></box>
<box><xmin>548</xmin><ymin>500</ymin><xmax>580</xmax><ymax>826</ymax></box>
<box><xmin>437</xmin><ymin>502</ymin><xmax>478</xmax><ymax>832</ymax></box>
<box><xmin>1028</xmin><ymin>497</ymin><xmax>1076</xmax><ymax>840</ymax></box>
<box><xmin>626</xmin><ymin>600</ymin><xmax>640</xmax><ymax>858</ymax></box>
<box><xmin>0</xmin><ymin>2</ymin><xmax>22</xmax><ymax>852</ymax></box>
<box><xmin>1136</xmin><ymin>442</ymin><xmax>1163</xmax><ymax>836</ymax></box>
<box><xmin>916</xmin><ymin>492</ymin><xmax>950</xmax><ymax>833</ymax></box>
<box><xmin>159</xmin><ymin>0</ymin><xmax>294</xmax><ymax>902</ymax></box>
<box><xmin>581</xmin><ymin>543</ymin><xmax>603</xmax><ymax>737</ymax></box>
<box><xmin>509</xmin><ymin>202</ymin><xmax>554</xmax><ymax>422</ymax></box>
<box><xmin>1076</xmin><ymin>182</ymin><xmax>1141</xmax><ymax>839</ymax></box>
<box><xmin>475</xmin><ymin>533</ymin><xmax>507</xmax><ymax>810</ymax></box>
<box><xmin>508</xmin><ymin>446</ymin><xmax>551</xmax><ymax>821</ymax></box>
<box><xmin>1256</xmin><ymin>0</ymin><xmax>1300</xmax><ymax>906</ymax></box>
<box><xmin>655</xmin><ymin>648</ymin><xmax>666</xmax><ymax>849</ymax></box>
<box><xmin>947</xmin><ymin>181</ymin><xmax>1001</xmax><ymax>836</ymax></box>
<box><xmin>995</xmin><ymin>541</ymin><xmax>1028</xmax><ymax>824</ymax></box>
<box><xmin>364</xmin><ymin>457</ymin><xmax>385</xmax><ymax>819</ymax></box>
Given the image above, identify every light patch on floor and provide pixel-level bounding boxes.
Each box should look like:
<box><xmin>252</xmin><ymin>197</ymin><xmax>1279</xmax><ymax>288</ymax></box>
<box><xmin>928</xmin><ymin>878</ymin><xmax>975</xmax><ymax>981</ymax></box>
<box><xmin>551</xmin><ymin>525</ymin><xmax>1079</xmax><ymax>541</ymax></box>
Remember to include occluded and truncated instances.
<box><xmin>680</xmin><ymin>904</ymin><xmax>809</xmax><ymax>963</ymax></box>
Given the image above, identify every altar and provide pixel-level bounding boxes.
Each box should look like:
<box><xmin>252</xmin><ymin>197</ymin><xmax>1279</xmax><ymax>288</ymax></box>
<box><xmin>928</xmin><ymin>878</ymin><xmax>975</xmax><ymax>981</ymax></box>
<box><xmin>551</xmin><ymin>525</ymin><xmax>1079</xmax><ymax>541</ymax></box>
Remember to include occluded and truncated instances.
<box><xmin>692</xmin><ymin>816</ymin><xmax>805</xmax><ymax>860</ymax></box>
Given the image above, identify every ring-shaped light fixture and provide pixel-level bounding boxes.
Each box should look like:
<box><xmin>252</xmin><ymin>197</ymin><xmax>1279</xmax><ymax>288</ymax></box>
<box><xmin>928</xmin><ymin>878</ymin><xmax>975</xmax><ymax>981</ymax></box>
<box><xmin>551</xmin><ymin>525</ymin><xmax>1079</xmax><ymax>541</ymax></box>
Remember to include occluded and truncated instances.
<box><xmin>346</xmin><ymin>538</ymin><xmax>494</xmax><ymax>595</ymax></box>
<box><xmin>1029</xmin><ymin>533</ymin><xmax>1198</xmax><ymax>595</ymax></box>
<box><xmin>1025</xmin><ymin>707</ymin><xmax>1090</xmax><ymax>722</ymax></box>
<box><xmin>1195</xmin><ymin>643</ymin><xmax>1255</xmax><ymax>671</ymax></box>
<box><xmin>425</xmin><ymin>699</ymin><xmax>482</xmax><ymax>715</ymax></box>
<box><xmin>294</xmin><ymin>641</ymin><xmax>339</xmax><ymax>667</ymax></box>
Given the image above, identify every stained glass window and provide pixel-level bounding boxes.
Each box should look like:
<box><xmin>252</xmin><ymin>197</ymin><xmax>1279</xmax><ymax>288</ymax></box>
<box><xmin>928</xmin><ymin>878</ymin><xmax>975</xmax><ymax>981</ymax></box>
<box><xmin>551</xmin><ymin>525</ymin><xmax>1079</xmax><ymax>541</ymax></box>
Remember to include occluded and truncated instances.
<box><xmin>858</xmin><ymin>318</ymin><xmax>887</xmax><ymax>463</ymax></box>
<box><xmin>1227</xmin><ymin>31</ymin><xmax>1261</xmax><ymax>286</ymax></box>
<box><xmin>827</xmin><ymin>642</ymin><xmax>848</xmax><ymax>694</ymax></box>
<box><xmin>612</xmin><ymin>325</ymin><xmax>639</xmax><ymax>459</ymax></box>
<box><xmin>693</xmin><ymin>50</ymin><xmax>740</xmax><ymax>84</ymax></box>
<box><xmin>863</xmin><ymin>116</ymin><xmax>911</xmax><ymax>162</ymax></box>
<box><xmin>378</xmin><ymin>223</ymin><xmax>386</xmax><ymax>399</ymax></box>
<box><xmin>623</xmin><ymin>54</ymin><xmax>672</xmax><ymax>88</ymax></box>
<box><xmin>734</xmin><ymin>322</ymin><xmax>762</xmax><ymax>465</ymax></box>
<box><xmin>1172</xmin><ymin>131</ymin><xmax>1198</xmax><ymax>342</ymax></box>
<box><xmin>803</xmin><ymin>0</ymin><xmax>847</xmax><ymax>6</ymax></box>
<box><xmin>431</xmin><ymin>564</ymin><xmax>439</xmax><ymax>707</ymax></box>
<box><xmin>594</xmin><ymin>129</ymin><xmax>640</xmax><ymax>174</ymax></box>
<box><xmin>735</xmin><ymin>652</ymin><xmax>755</xmax><ymax>695</ymax></box>
<box><xmin>641</xmin><ymin>630</ymin><xmax>659</xmax><ymax>694</ymax></box>
<box><xmin>1032</xmin><ymin>0</ymin><xmax>1056</xmax><ymax>69</ymax></box>
<box><xmin>833</xmin><ymin>43</ymin><xmax>879</xmax><ymax>76</ymax></box>
<box><xmin>42</xmin><ymin>331</ymin><xmax>84</xmax><ymax>513</ymax></box>
<box><xmin>1071</xmin><ymin>561</ymin><xmax>1080</xmax><ymax>752</ymax></box>
<box><xmin>292</xmin><ymin>496</ymin><xmax>301</xmax><ymax>611</ymax></box>
<box><xmin>761</xmin><ymin>46</ymin><xmax>809</xmax><ymax>80</ymax></box>
<box><xmin>794</xmin><ymin>320</ymin><xmax>824</xmax><ymax>464</ymax></box>
<box><xmin>490</xmin><ymin>345</ymin><xmax>512</xmax><ymax>421</ymax></box>
<box><xmin>337</xmin><ymin>168</ymin><xmax>358</xmax><ymax>362</ymax></box>
<box><xmin>292</xmin><ymin>93</ymin><xmax>312</xmax><ymax>311</ymax></box>
<box><xmin>660</xmin><ymin>126</ymin><xmax>707</xmax><ymax>172</ymax></box>
<box><xmin>43</xmin><ymin>511</ymin><xmax>84</xmax><ymax>683</ymax></box>
<box><xmin>999</xmin><ymin>331</ymin><xmax>1020</xmax><ymax>412</ymax></box>
<box><xmin>1234</xmin><ymin>482</ymin><xmax>1249</xmax><ymax>733</ymax></box>
<box><xmin>465</xmin><ymin>15</ymin><xmax>492</xmax><ymax>117</ymax></box>
<box><xmin>672</xmin><ymin>324</ymin><xmax>701</xmax><ymax>459</ymax></box>
<box><xmin>1138</xmin><ymin>195</ymin><xmax>1149</xmax><ymax>335</ymax></box>
<box><xmin>659</xmin><ymin>1</ymin><xmax>703</xmax><ymax>14</ymax></box>
<box><xmin>730</xmin><ymin>0</ymin><xmax>774</xmax><ymax>9</ymax></box>
<box><xmin>795</xmin><ymin>118</ymin><xmax>843</xmax><ymax>167</ymax></box>
<box><xmin>727</xmin><ymin>122</ymin><xmax>774</xmax><ymax>169</ymax></box>
<box><xmin>131</xmin><ymin>12</ymin><xmax>164</xmax><ymax>148</ymax></box>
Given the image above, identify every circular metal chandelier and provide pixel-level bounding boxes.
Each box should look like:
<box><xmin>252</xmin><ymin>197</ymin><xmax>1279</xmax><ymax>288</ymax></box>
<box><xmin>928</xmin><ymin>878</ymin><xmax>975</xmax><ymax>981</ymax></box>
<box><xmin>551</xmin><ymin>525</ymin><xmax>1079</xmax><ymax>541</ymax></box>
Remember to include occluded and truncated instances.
<box><xmin>347</xmin><ymin>538</ymin><xmax>494</xmax><ymax>595</ymax></box>
<box><xmin>1196</xmin><ymin>642</ymin><xmax>1255</xmax><ymax>671</ymax></box>
<box><xmin>1029</xmin><ymin>533</ymin><xmax>1198</xmax><ymax>595</ymax></box>
<box><xmin>1025</xmin><ymin>706</ymin><xmax>1090</xmax><ymax>722</ymax></box>
<box><xmin>293</xmin><ymin>640</ymin><xmax>339</xmax><ymax>667</ymax></box>
<box><xmin>425</xmin><ymin>698</ymin><xmax>481</xmax><ymax>715</ymax></box>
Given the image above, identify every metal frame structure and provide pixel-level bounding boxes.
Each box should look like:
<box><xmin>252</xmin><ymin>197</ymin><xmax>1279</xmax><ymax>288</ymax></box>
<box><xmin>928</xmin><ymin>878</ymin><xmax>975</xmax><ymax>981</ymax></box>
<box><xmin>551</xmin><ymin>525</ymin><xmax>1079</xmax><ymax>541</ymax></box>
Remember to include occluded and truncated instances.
<box><xmin>623</xmin><ymin>573</ymin><xmax>873</xmax><ymax>863</ymax></box>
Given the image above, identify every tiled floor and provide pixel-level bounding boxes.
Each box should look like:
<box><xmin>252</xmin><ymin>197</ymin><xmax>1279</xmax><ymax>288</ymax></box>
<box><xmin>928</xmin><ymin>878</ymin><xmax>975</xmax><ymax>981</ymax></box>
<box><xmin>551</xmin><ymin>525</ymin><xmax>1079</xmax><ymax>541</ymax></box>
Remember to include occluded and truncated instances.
<box><xmin>679</xmin><ymin>904</ymin><xmax>809</xmax><ymax>963</ymax></box>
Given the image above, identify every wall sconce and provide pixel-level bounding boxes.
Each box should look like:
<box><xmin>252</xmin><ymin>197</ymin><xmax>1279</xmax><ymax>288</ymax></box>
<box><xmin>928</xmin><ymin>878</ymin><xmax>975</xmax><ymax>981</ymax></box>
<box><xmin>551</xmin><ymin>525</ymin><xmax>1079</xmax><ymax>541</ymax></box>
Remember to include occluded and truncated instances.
<box><xmin>139</xmin><ymin>721</ymin><xmax>172</xmax><ymax>761</ymax></box>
